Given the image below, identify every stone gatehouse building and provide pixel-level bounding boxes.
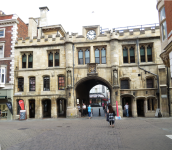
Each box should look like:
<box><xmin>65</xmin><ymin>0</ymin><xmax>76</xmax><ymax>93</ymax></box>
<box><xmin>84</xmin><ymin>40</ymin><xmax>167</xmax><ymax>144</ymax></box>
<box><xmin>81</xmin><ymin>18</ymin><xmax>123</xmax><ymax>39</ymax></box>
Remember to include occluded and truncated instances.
<box><xmin>13</xmin><ymin>7</ymin><xmax>172</xmax><ymax>119</ymax></box>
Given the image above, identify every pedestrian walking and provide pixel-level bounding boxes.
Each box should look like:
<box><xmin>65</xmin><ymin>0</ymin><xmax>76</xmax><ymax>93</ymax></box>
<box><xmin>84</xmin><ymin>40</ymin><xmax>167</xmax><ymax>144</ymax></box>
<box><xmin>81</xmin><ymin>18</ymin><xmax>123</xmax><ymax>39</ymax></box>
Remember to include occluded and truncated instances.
<box><xmin>88</xmin><ymin>105</ymin><xmax>91</xmax><ymax>119</ymax></box>
<box><xmin>104</xmin><ymin>104</ymin><xmax>107</xmax><ymax>117</ymax></box>
<box><xmin>82</xmin><ymin>103</ymin><xmax>86</xmax><ymax>117</ymax></box>
<box><xmin>0</xmin><ymin>109</ymin><xmax>1</xmax><ymax>119</ymax></box>
<box><xmin>124</xmin><ymin>103</ymin><xmax>129</xmax><ymax>117</ymax></box>
<box><xmin>107</xmin><ymin>104</ymin><xmax>115</xmax><ymax>128</ymax></box>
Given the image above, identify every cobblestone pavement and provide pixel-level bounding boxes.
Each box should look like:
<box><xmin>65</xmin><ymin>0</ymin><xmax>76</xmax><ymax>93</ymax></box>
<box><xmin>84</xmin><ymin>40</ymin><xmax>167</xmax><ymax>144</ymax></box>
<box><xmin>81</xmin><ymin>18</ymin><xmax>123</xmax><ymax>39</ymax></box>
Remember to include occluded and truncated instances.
<box><xmin>0</xmin><ymin>117</ymin><xmax>172</xmax><ymax>150</ymax></box>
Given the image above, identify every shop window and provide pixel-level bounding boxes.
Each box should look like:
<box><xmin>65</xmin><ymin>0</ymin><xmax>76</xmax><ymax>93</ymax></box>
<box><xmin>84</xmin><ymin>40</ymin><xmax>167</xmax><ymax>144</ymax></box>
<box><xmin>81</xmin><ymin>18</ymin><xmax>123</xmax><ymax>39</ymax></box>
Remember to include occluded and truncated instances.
<box><xmin>123</xmin><ymin>47</ymin><xmax>128</xmax><ymax>63</ymax></box>
<box><xmin>85</xmin><ymin>49</ymin><xmax>90</xmax><ymax>64</ymax></box>
<box><xmin>58</xmin><ymin>76</ymin><xmax>65</xmax><ymax>90</ymax></box>
<box><xmin>18</xmin><ymin>78</ymin><xmax>24</xmax><ymax>91</ymax></box>
<box><xmin>28</xmin><ymin>54</ymin><xmax>33</xmax><ymax>68</ymax></box>
<box><xmin>147</xmin><ymin>45</ymin><xmax>152</xmax><ymax>62</ymax></box>
<box><xmin>43</xmin><ymin>76</ymin><xmax>50</xmax><ymax>91</ymax></box>
<box><xmin>140</xmin><ymin>46</ymin><xmax>145</xmax><ymax>62</ymax></box>
<box><xmin>48</xmin><ymin>52</ymin><xmax>53</xmax><ymax>67</ymax></box>
<box><xmin>29</xmin><ymin>77</ymin><xmax>35</xmax><ymax>91</ymax></box>
<box><xmin>0</xmin><ymin>46</ymin><xmax>4</xmax><ymax>58</ymax></box>
<box><xmin>78</xmin><ymin>50</ymin><xmax>83</xmax><ymax>64</ymax></box>
<box><xmin>101</xmin><ymin>48</ymin><xmax>106</xmax><ymax>64</ymax></box>
<box><xmin>147</xmin><ymin>78</ymin><xmax>153</xmax><ymax>88</ymax></box>
<box><xmin>55</xmin><ymin>52</ymin><xmax>59</xmax><ymax>66</ymax></box>
<box><xmin>95</xmin><ymin>49</ymin><xmax>100</xmax><ymax>64</ymax></box>
<box><xmin>17</xmin><ymin>100</ymin><xmax>22</xmax><ymax>115</ymax></box>
<box><xmin>22</xmin><ymin>54</ymin><xmax>27</xmax><ymax>68</ymax></box>
<box><xmin>121</xmin><ymin>80</ymin><xmax>129</xmax><ymax>89</ymax></box>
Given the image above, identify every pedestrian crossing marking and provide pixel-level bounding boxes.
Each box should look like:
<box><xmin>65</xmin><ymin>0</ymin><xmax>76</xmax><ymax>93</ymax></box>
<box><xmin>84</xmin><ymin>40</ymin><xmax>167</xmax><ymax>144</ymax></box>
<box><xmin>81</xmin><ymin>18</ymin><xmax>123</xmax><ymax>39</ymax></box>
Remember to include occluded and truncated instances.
<box><xmin>166</xmin><ymin>135</ymin><xmax>172</xmax><ymax>139</ymax></box>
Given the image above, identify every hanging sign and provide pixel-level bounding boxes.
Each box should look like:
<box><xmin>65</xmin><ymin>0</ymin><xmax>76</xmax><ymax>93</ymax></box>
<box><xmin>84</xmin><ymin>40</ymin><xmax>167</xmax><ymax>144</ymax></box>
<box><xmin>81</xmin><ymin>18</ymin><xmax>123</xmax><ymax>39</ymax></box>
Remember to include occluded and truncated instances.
<box><xmin>19</xmin><ymin>100</ymin><xmax>25</xmax><ymax>110</ymax></box>
<box><xmin>6</xmin><ymin>102</ymin><xmax>13</xmax><ymax>115</ymax></box>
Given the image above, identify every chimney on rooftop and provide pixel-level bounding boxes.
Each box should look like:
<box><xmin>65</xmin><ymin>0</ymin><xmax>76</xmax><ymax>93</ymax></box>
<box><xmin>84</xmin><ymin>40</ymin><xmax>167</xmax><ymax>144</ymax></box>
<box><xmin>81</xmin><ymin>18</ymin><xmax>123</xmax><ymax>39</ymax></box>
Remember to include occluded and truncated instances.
<box><xmin>39</xmin><ymin>6</ymin><xmax>49</xmax><ymax>27</ymax></box>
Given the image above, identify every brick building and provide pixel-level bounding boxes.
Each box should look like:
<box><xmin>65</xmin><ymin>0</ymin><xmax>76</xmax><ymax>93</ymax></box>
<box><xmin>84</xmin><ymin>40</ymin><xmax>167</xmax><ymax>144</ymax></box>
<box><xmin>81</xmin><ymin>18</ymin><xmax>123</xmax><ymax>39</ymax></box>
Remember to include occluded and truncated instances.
<box><xmin>157</xmin><ymin>0</ymin><xmax>172</xmax><ymax>116</ymax></box>
<box><xmin>0</xmin><ymin>10</ymin><xmax>28</xmax><ymax>120</ymax></box>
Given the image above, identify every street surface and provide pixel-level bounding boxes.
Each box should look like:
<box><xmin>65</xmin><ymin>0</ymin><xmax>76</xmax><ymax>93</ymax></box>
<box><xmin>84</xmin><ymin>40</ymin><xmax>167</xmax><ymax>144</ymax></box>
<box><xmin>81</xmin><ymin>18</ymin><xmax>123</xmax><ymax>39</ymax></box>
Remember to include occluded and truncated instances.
<box><xmin>0</xmin><ymin>117</ymin><xmax>172</xmax><ymax>150</ymax></box>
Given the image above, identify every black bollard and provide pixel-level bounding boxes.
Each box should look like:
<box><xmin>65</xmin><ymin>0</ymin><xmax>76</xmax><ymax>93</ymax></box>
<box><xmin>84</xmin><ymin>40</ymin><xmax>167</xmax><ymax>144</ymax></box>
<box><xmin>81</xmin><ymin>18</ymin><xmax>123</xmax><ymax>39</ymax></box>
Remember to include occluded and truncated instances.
<box><xmin>99</xmin><ymin>108</ymin><xmax>101</xmax><ymax>116</ymax></box>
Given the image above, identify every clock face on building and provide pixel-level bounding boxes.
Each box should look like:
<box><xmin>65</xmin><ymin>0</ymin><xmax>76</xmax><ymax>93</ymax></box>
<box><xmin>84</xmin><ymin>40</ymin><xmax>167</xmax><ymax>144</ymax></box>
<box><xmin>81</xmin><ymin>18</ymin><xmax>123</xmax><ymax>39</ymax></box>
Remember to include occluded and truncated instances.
<box><xmin>87</xmin><ymin>30</ymin><xmax>96</xmax><ymax>40</ymax></box>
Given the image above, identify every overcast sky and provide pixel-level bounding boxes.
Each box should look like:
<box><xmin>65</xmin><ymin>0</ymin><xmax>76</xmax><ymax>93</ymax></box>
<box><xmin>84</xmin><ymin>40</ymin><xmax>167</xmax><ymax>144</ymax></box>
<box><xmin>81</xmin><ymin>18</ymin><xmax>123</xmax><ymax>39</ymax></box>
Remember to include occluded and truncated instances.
<box><xmin>1</xmin><ymin>0</ymin><xmax>159</xmax><ymax>34</ymax></box>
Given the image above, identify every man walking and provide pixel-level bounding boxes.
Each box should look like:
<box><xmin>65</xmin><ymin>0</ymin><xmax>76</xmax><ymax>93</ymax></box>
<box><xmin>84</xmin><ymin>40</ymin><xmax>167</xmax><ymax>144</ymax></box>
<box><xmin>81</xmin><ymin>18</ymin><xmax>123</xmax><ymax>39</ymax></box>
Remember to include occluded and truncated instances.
<box><xmin>124</xmin><ymin>103</ymin><xmax>129</xmax><ymax>117</ymax></box>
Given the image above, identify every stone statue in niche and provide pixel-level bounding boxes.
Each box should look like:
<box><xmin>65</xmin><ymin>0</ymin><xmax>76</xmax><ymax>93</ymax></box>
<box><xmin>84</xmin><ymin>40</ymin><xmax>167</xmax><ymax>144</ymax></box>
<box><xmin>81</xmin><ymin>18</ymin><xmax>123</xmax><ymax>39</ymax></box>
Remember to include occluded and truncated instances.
<box><xmin>113</xmin><ymin>69</ymin><xmax>118</xmax><ymax>85</ymax></box>
<box><xmin>67</xmin><ymin>70</ymin><xmax>72</xmax><ymax>87</ymax></box>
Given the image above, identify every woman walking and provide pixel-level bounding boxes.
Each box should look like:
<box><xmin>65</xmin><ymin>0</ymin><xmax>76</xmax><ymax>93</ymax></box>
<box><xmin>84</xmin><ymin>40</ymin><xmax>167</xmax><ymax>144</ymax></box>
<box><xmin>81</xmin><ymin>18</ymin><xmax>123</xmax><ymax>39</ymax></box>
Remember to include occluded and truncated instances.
<box><xmin>107</xmin><ymin>104</ymin><xmax>115</xmax><ymax>128</ymax></box>
<box><xmin>88</xmin><ymin>105</ymin><xmax>91</xmax><ymax>119</ymax></box>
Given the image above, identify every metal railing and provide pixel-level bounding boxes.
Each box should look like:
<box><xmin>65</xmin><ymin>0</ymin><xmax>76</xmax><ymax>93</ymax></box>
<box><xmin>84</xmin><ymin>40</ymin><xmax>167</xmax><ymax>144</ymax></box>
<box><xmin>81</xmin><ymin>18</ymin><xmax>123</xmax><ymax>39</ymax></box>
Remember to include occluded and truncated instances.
<box><xmin>113</xmin><ymin>23</ymin><xmax>159</xmax><ymax>32</ymax></box>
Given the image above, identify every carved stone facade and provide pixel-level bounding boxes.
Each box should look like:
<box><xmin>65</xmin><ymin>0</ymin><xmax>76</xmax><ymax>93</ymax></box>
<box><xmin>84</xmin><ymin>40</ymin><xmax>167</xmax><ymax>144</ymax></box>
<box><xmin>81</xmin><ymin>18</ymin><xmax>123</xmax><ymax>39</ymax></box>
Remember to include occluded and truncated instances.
<box><xmin>12</xmin><ymin>7</ymin><xmax>172</xmax><ymax>119</ymax></box>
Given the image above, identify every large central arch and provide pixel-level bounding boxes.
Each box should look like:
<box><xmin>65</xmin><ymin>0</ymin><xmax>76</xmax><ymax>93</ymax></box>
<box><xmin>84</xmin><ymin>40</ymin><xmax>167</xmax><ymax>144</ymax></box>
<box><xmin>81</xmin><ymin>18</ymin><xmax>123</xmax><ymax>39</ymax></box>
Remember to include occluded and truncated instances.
<box><xmin>75</xmin><ymin>76</ymin><xmax>113</xmax><ymax>106</ymax></box>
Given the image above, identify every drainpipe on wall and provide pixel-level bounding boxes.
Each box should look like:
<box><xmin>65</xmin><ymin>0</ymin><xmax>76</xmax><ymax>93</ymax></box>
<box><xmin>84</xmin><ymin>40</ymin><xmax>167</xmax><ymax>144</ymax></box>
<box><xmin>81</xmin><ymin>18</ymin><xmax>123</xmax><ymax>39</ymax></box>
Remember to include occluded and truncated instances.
<box><xmin>167</xmin><ymin>67</ymin><xmax>171</xmax><ymax>116</ymax></box>
<box><xmin>136</xmin><ymin>38</ymin><xmax>161</xmax><ymax>115</ymax></box>
<box><xmin>73</xmin><ymin>44</ymin><xmax>75</xmax><ymax>107</ymax></box>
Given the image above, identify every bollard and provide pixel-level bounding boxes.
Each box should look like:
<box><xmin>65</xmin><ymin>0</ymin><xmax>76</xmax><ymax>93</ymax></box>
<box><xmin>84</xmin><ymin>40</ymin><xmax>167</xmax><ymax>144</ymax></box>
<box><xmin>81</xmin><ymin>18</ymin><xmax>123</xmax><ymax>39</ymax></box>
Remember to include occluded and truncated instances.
<box><xmin>99</xmin><ymin>108</ymin><xmax>101</xmax><ymax>116</ymax></box>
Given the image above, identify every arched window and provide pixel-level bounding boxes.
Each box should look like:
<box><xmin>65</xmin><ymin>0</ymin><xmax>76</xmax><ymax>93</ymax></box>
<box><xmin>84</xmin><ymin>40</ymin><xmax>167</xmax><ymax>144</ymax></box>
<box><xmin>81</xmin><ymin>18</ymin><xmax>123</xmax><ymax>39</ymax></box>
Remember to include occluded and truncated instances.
<box><xmin>123</xmin><ymin>47</ymin><xmax>128</xmax><ymax>63</ymax></box>
<box><xmin>48</xmin><ymin>52</ymin><xmax>53</xmax><ymax>67</ymax></box>
<box><xmin>140</xmin><ymin>46</ymin><xmax>145</xmax><ymax>62</ymax></box>
<box><xmin>130</xmin><ymin>47</ymin><xmax>135</xmax><ymax>63</ymax></box>
<box><xmin>18</xmin><ymin>77</ymin><xmax>24</xmax><ymax>91</ymax></box>
<box><xmin>58</xmin><ymin>76</ymin><xmax>65</xmax><ymax>90</ymax></box>
<box><xmin>101</xmin><ymin>48</ymin><xmax>106</xmax><ymax>64</ymax></box>
<box><xmin>28</xmin><ymin>54</ymin><xmax>33</xmax><ymax>68</ymax></box>
<box><xmin>22</xmin><ymin>54</ymin><xmax>26</xmax><ymax>68</ymax></box>
<box><xmin>121</xmin><ymin>80</ymin><xmax>129</xmax><ymax>89</ymax></box>
<box><xmin>43</xmin><ymin>76</ymin><xmax>50</xmax><ymax>91</ymax></box>
<box><xmin>85</xmin><ymin>49</ymin><xmax>90</xmax><ymax>64</ymax></box>
<box><xmin>95</xmin><ymin>49</ymin><xmax>100</xmax><ymax>64</ymax></box>
<box><xmin>29</xmin><ymin>77</ymin><xmax>35</xmax><ymax>91</ymax></box>
<box><xmin>147</xmin><ymin>45</ymin><xmax>152</xmax><ymax>62</ymax></box>
<box><xmin>78</xmin><ymin>50</ymin><xmax>83</xmax><ymax>64</ymax></box>
<box><xmin>55</xmin><ymin>52</ymin><xmax>59</xmax><ymax>66</ymax></box>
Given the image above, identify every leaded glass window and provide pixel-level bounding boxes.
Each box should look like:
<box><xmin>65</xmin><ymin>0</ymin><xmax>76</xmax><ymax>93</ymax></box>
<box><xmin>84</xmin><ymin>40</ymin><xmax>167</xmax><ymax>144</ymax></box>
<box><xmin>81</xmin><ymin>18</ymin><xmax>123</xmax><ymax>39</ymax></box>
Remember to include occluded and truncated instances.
<box><xmin>147</xmin><ymin>45</ymin><xmax>152</xmax><ymax>62</ymax></box>
<box><xmin>123</xmin><ymin>47</ymin><xmax>128</xmax><ymax>63</ymax></box>
<box><xmin>95</xmin><ymin>49</ymin><xmax>100</xmax><ymax>64</ymax></box>
<box><xmin>55</xmin><ymin>52</ymin><xmax>59</xmax><ymax>66</ymax></box>
<box><xmin>29</xmin><ymin>77</ymin><xmax>35</xmax><ymax>91</ymax></box>
<box><xmin>58</xmin><ymin>76</ymin><xmax>65</xmax><ymax>90</ymax></box>
<box><xmin>28</xmin><ymin>54</ymin><xmax>33</xmax><ymax>68</ymax></box>
<box><xmin>18</xmin><ymin>78</ymin><xmax>24</xmax><ymax>91</ymax></box>
<box><xmin>130</xmin><ymin>47</ymin><xmax>135</xmax><ymax>63</ymax></box>
<box><xmin>147</xmin><ymin>79</ymin><xmax>153</xmax><ymax>88</ymax></box>
<box><xmin>44</xmin><ymin>76</ymin><xmax>50</xmax><ymax>91</ymax></box>
<box><xmin>101</xmin><ymin>48</ymin><xmax>106</xmax><ymax>64</ymax></box>
<box><xmin>22</xmin><ymin>54</ymin><xmax>26</xmax><ymax>68</ymax></box>
<box><xmin>85</xmin><ymin>49</ymin><xmax>90</xmax><ymax>64</ymax></box>
<box><xmin>78</xmin><ymin>50</ymin><xmax>83</xmax><ymax>64</ymax></box>
<box><xmin>121</xmin><ymin>80</ymin><xmax>129</xmax><ymax>89</ymax></box>
<box><xmin>48</xmin><ymin>52</ymin><xmax>53</xmax><ymax>67</ymax></box>
<box><xmin>140</xmin><ymin>46</ymin><xmax>145</xmax><ymax>62</ymax></box>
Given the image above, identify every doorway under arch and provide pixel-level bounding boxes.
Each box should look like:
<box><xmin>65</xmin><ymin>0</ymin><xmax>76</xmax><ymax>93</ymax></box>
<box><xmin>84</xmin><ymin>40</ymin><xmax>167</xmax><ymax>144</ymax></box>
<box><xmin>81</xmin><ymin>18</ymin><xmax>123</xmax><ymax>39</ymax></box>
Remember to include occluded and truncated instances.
<box><xmin>57</xmin><ymin>99</ymin><xmax>67</xmax><ymax>118</ymax></box>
